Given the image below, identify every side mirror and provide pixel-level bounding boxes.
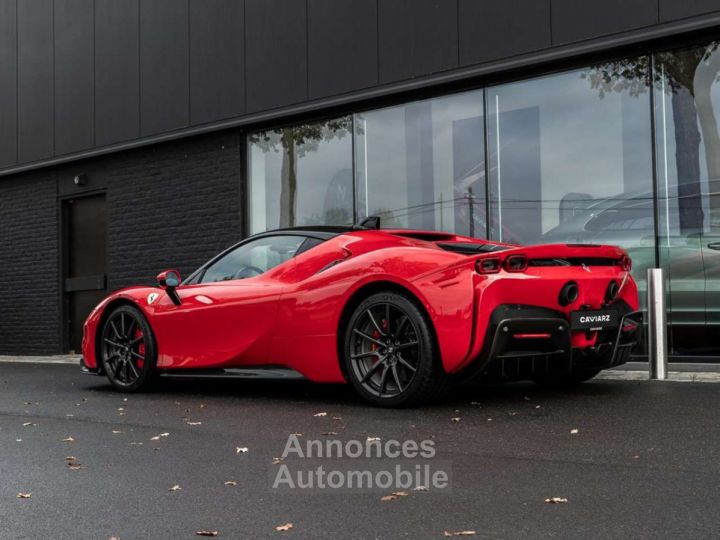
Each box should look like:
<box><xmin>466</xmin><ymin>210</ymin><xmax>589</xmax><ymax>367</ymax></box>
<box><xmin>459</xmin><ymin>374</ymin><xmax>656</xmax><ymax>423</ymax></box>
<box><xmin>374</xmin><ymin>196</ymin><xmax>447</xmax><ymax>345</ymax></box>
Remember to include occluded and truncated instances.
<box><xmin>156</xmin><ymin>270</ymin><xmax>182</xmax><ymax>305</ymax></box>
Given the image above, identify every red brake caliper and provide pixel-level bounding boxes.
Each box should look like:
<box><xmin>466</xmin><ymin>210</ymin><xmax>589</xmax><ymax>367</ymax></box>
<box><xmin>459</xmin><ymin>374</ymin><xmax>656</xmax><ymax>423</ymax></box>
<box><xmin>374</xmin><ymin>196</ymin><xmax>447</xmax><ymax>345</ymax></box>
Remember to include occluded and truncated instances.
<box><xmin>134</xmin><ymin>327</ymin><xmax>145</xmax><ymax>369</ymax></box>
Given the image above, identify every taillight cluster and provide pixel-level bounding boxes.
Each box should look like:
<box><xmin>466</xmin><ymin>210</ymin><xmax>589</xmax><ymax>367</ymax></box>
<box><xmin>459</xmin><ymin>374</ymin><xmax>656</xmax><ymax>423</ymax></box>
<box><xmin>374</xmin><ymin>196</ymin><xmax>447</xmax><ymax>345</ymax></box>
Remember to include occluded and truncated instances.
<box><xmin>475</xmin><ymin>255</ymin><xmax>528</xmax><ymax>274</ymax></box>
<box><xmin>617</xmin><ymin>255</ymin><xmax>632</xmax><ymax>271</ymax></box>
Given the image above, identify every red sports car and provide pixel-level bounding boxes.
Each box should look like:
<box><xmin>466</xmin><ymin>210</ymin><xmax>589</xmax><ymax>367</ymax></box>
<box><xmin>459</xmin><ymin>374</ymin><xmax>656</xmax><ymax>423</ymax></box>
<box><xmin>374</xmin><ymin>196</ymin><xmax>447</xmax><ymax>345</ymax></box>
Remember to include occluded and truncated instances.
<box><xmin>81</xmin><ymin>219</ymin><xmax>641</xmax><ymax>407</ymax></box>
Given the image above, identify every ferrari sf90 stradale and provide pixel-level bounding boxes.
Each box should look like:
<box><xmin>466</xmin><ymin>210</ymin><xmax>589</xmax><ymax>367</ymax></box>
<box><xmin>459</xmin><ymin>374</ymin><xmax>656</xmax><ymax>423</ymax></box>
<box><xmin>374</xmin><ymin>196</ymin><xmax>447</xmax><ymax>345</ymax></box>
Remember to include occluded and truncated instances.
<box><xmin>81</xmin><ymin>219</ymin><xmax>641</xmax><ymax>406</ymax></box>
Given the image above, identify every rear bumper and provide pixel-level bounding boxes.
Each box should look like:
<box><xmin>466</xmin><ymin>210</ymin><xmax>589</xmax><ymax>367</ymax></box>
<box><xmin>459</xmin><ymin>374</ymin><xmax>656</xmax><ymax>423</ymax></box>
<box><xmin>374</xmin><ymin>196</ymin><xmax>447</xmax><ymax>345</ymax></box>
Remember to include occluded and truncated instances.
<box><xmin>468</xmin><ymin>304</ymin><xmax>643</xmax><ymax>381</ymax></box>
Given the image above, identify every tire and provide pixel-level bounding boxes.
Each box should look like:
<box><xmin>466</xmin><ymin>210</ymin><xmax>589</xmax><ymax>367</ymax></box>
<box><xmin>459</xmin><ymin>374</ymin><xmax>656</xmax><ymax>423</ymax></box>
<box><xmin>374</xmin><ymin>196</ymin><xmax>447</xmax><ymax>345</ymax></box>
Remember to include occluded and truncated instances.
<box><xmin>99</xmin><ymin>304</ymin><xmax>158</xmax><ymax>392</ymax></box>
<box><xmin>533</xmin><ymin>367</ymin><xmax>601</xmax><ymax>387</ymax></box>
<box><xmin>343</xmin><ymin>291</ymin><xmax>448</xmax><ymax>407</ymax></box>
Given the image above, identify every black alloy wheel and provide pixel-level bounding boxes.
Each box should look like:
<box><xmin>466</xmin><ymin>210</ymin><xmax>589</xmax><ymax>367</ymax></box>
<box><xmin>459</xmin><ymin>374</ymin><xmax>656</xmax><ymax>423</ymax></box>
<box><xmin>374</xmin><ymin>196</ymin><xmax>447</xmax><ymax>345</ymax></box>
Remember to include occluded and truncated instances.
<box><xmin>100</xmin><ymin>305</ymin><xmax>157</xmax><ymax>392</ymax></box>
<box><xmin>344</xmin><ymin>291</ymin><xmax>448</xmax><ymax>407</ymax></box>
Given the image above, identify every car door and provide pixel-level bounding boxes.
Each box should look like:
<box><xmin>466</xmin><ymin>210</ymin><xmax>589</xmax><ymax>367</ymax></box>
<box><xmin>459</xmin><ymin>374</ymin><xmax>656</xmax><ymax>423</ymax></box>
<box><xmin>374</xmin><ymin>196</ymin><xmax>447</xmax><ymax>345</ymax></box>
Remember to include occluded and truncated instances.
<box><xmin>150</xmin><ymin>235</ymin><xmax>307</xmax><ymax>369</ymax></box>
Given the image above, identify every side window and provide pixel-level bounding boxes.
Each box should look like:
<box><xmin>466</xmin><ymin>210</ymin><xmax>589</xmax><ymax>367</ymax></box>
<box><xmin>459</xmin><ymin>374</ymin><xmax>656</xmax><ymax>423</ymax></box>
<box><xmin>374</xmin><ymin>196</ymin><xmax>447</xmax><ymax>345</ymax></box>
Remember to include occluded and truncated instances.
<box><xmin>200</xmin><ymin>235</ymin><xmax>305</xmax><ymax>283</ymax></box>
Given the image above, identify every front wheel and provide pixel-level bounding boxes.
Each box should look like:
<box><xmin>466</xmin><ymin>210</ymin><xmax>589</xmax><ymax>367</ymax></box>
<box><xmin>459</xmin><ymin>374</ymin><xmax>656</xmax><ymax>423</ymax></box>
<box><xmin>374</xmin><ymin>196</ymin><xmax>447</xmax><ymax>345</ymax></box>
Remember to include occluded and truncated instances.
<box><xmin>99</xmin><ymin>304</ymin><xmax>158</xmax><ymax>392</ymax></box>
<box><xmin>343</xmin><ymin>292</ymin><xmax>448</xmax><ymax>407</ymax></box>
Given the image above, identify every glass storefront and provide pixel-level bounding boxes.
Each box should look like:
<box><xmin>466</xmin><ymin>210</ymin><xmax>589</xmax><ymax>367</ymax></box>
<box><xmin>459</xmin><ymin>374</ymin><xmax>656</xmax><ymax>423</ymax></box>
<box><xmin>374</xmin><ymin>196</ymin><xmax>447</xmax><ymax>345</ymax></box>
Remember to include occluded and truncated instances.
<box><xmin>486</xmin><ymin>59</ymin><xmax>655</xmax><ymax>309</ymax></box>
<box><xmin>655</xmin><ymin>42</ymin><xmax>720</xmax><ymax>357</ymax></box>
<box><xmin>354</xmin><ymin>90</ymin><xmax>486</xmax><ymax>236</ymax></box>
<box><xmin>247</xmin><ymin>117</ymin><xmax>353</xmax><ymax>232</ymax></box>
<box><xmin>247</xmin><ymin>40</ymin><xmax>720</xmax><ymax>360</ymax></box>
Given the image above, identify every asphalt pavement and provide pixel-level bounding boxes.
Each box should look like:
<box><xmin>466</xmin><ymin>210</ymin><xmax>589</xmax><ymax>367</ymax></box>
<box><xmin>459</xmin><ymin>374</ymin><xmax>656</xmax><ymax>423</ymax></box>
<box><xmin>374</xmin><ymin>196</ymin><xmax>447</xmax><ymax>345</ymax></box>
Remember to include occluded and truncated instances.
<box><xmin>1</xmin><ymin>362</ymin><xmax>719</xmax><ymax>540</ymax></box>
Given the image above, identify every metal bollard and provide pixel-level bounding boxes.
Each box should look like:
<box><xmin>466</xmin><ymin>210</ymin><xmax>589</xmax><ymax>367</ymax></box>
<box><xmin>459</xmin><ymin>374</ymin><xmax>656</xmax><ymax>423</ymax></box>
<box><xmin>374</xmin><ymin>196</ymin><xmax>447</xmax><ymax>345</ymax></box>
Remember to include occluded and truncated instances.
<box><xmin>647</xmin><ymin>268</ymin><xmax>668</xmax><ymax>380</ymax></box>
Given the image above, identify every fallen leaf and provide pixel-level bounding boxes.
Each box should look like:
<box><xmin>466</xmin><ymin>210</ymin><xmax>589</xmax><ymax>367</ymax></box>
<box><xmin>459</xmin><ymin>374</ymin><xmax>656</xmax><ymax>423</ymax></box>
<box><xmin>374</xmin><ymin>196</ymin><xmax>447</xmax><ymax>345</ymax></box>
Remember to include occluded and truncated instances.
<box><xmin>380</xmin><ymin>495</ymin><xmax>398</xmax><ymax>501</ymax></box>
<box><xmin>15</xmin><ymin>439</ymin><xmax>22</xmax><ymax>442</ymax></box>
<box><xmin>224</xmin><ymin>480</ymin><xmax>238</xmax><ymax>486</ymax></box>
<box><xmin>117</xmin><ymin>407</ymin><xmax>124</xmax><ymax>412</ymax></box>
<box><xmin>443</xmin><ymin>531</ymin><xmax>476</xmax><ymax>537</ymax></box>
<box><xmin>187</xmin><ymin>421</ymin><xmax>202</xmax><ymax>426</ymax></box>
<box><xmin>535</xmin><ymin>405</ymin><xmax>541</xmax><ymax>409</ymax></box>
<box><xmin>236</xmin><ymin>447</ymin><xmax>248</xmax><ymax>454</ymax></box>
<box><xmin>62</xmin><ymin>437</ymin><xmax>75</xmax><ymax>442</ymax></box>
<box><xmin>22</xmin><ymin>422</ymin><xmax>37</xmax><ymax>427</ymax></box>
<box><xmin>168</xmin><ymin>485</ymin><xmax>182</xmax><ymax>491</ymax></box>
<box><xmin>332</xmin><ymin>416</ymin><xmax>342</xmax><ymax>420</ymax></box>
<box><xmin>150</xmin><ymin>436</ymin><xmax>160</xmax><ymax>441</ymax></box>
<box><xmin>292</xmin><ymin>432</ymin><xmax>303</xmax><ymax>437</ymax></box>
<box><xmin>16</xmin><ymin>493</ymin><xmax>32</xmax><ymax>499</ymax></box>
<box><xmin>451</xmin><ymin>417</ymin><xmax>461</xmax><ymax>423</ymax></box>
<box><xmin>67</xmin><ymin>461</ymin><xmax>86</xmax><ymax>470</ymax></box>
<box><xmin>545</xmin><ymin>497</ymin><xmax>568</xmax><ymax>504</ymax></box>
<box><xmin>413</xmin><ymin>486</ymin><xmax>428</xmax><ymax>491</ymax></box>
<box><xmin>275</xmin><ymin>523</ymin><xmax>293</xmax><ymax>532</ymax></box>
<box><xmin>570</xmin><ymin>429</ymin><xmax>579</xmax><ymax>435</ymax></box>
<box><xmin>129</xmin><ymin>442</ymin><xmax>143</xmax><ymax>446</ymax></box>
<box><xmin>322</xmin><ymin>431</ymin><xmax>338</xmax><ymax>436</ymax></box>
<box><xmin>366</xmin><ymin>437</ymin><xmax>380</xmax><ymax>442</ymax></box>
<box><xmin>112</xmin><ymin>430</ymin><xmax>123</xmax><ymax>435</ymax></box>
<box><xmin>272</xmin><ymin>457</ymin><xmax>284</xmax><ymax>464</ymax></box>
<box><xmin>64</xmin><ymin>456</ymin><xmax>77</xmax><ymax>461</ymax></box>
<box><xmin>470</xmin><ymin>401</ymin><xmax>481</xmax><ymax>406</ymax></box>
<box><xmin>392</xmin><ymin>491</ymin><xmax>408</xmax><ymax>497</ymax></box>
<box><xmin>195</xmin><ymin>531</ymin><xmax>218</xmax><ymax>537</ymax></box>
<box><xmin>313</xmin><ymin>412</ymin><xmax>327</xmax><ymax>417</ymax></box>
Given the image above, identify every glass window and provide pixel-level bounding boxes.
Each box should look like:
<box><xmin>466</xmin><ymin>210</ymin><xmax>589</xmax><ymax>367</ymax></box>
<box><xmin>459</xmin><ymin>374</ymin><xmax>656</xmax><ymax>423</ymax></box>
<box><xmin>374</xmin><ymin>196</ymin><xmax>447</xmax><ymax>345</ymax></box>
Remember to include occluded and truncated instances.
<box><xmin>200</xmin><ymin>235</ymin><xmax>305</xmax><ymax>283</ymax></box>
<box><xmin>248</xmin><ymin>117</ymin><xmax>353</xmax><ymax>233</ymax></box>
<box><xmin>655</xmin><ymin>42</ymin><xmax>720</xmax><ymax>357</ymax></box>
<box><xmin>486</xmin><ymin>59</ymin><xmax>655</xmax><ymax>309</ymax></box>
<box><xmin>354</xmin><ymin>90</ymin><xmax>486</xmax><ymax>237</ymax></box>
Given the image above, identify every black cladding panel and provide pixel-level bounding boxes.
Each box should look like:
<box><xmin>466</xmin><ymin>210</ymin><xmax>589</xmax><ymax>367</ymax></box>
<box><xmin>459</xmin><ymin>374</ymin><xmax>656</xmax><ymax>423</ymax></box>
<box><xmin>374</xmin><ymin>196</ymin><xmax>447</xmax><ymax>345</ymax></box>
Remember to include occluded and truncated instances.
<box><xmin>659</xmin><ymin>0</ymin><xmax>720</xmax><ymax>22</ymax></box>
<box><xmin>0</xmin><ymin>0</ymin><xmax>17</xmax><ymax>167</ymax></box>
<box><xmin>378</xmin><ymin>0</ymin><xmax>459</xmax><ymax>84</ymax></box>
<box><xmin>140</xmin><ymin>0</ymin><xmax>190</xmax><ymax>135</ymax></box>
<box><xmin>245</xmin><ymin>0</ymin><xmax>308</xmax><ymax>113</ymax></box>
<box><xmin>55</xmin><ymin>0</ymin><xmax>94</xmax><ymax>155</ymax></box>
<box><xmin>95</xmin><ymin>0</ymin><xmax>140</xmax><ymax>146</ymax></box>
<box><xmin>459</xmin><ymin>0</ymin><xmax>551</xmax><ymax>66</ymax></box>
<box><xmin>17</xmin><ymin>0</ymin><xmax>54</xmax><ymax>162</ymax></box>
<box><xmin>308</xmin><ymin>0</ymin><xmax>378</xmax><ymax>99</ymax></box>
<box><xmin>552</xmin><ymin>0</ymin><xmax>658</xmax><ymax>45</ymax></box>
<box><xmin>189</xmin><ymin>0</ymin><xmax>244</xmax><ymax>124</ymax></box>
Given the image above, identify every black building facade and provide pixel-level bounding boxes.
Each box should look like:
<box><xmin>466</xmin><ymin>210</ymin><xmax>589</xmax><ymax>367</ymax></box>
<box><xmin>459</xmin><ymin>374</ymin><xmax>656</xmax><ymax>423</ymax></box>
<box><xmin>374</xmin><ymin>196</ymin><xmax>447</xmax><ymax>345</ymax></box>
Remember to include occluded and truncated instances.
<box><xmin>2</xmin><ymin>0</ymin><xmax>720</xmax><ymax>359</ymax></box>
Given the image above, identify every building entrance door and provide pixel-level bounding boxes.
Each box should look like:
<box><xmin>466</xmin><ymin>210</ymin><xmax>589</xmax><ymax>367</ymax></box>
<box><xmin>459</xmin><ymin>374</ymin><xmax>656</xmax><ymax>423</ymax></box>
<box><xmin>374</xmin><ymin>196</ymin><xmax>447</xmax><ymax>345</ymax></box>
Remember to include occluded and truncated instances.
<box><xmin>62</xmin><ymin>194</ymin><xmax>107</xmax><ymax>353</ymax></box>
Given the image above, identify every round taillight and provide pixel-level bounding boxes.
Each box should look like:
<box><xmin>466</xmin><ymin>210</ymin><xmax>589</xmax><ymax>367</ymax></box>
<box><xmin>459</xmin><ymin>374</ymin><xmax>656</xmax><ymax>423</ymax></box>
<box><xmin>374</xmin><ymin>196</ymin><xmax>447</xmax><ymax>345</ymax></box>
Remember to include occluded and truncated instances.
<box><xmin>558</xmin><ymin>281</ymin><xmax>579</xmax><ymax>306</ymax></box>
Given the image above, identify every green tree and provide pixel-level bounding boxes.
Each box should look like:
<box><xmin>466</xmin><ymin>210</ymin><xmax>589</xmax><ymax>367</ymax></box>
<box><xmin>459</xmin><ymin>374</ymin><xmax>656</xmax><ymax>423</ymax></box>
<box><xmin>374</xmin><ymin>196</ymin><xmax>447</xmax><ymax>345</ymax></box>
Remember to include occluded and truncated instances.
<box><xmin>248</xmin><ymin>117</ymin><xmax>352</xmax><ymax>228</ymax></box>
<box><xmin>583</xmin><ymin>44</ymin><xmax>720</xmax><ymax>232</ymax></box>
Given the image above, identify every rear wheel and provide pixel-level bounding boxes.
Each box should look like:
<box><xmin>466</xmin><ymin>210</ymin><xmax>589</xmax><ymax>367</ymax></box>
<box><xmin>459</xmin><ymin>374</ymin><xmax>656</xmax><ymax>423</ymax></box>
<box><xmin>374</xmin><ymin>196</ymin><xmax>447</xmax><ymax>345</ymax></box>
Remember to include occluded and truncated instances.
<box><xmin>343</xmin><ymin>292</ymin><xmax>448</xmax><ymax>407</ymax></box>
<box><xmin>533</xmin><ymin>367</ymin><xmax>601</xmax><ymax>387</ymax></box>
<box><xmin>99</xmin><ymin>305</ymin><xmax>157</xmax><ymax>392</ymax></box>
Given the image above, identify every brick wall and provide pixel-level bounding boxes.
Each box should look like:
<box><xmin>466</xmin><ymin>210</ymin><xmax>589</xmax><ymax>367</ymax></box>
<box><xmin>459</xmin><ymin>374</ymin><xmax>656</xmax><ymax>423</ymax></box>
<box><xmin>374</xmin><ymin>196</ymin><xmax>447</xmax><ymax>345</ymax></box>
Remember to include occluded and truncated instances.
<box><xmin>0</xmin><ymin>129</ymin><xmax>244</xmax><ymax>354</ymax></box>
<box><xmin>0</xmin><ymin>169</ymin><xmax>59</xmax><ymax>354</ymax></box>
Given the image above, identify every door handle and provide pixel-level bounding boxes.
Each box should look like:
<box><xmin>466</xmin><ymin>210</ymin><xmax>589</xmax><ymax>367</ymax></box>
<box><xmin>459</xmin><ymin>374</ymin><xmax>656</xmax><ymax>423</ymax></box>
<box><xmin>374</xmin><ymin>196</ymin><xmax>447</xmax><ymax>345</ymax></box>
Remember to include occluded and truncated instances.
<box><xmin>708</xmin><ymin>242</ymin><xmax>720</xmax><ymax>251</ymax></box>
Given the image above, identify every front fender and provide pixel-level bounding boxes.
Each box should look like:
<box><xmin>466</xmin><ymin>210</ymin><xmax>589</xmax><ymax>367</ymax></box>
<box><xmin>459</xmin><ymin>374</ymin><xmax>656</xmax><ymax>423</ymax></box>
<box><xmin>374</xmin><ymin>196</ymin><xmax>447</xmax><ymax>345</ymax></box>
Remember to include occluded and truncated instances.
<box><xmin>80</xmin><ymin>286</ymin><xmax>163</xmax><ymax>369</ymax></box>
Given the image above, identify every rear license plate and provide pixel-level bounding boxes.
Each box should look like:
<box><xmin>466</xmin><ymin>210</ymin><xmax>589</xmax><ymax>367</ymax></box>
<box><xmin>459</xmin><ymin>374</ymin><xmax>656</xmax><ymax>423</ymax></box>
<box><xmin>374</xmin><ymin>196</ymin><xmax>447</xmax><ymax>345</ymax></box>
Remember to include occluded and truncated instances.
<box><xmin>570</xmin><ymin>310</ymin><xmax>619</xmax><ymax>331</ymax></box>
